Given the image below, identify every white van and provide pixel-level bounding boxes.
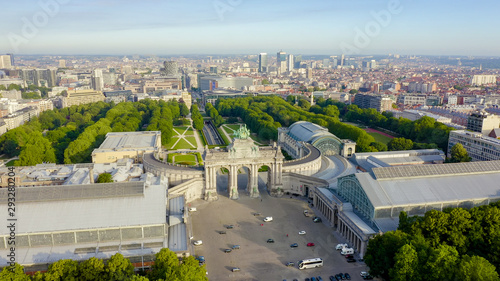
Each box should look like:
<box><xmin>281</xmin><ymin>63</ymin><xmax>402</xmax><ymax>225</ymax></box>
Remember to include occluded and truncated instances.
<box><xmin>341</xmin><ymin>248</ymin><xmax>354</xmax><ymax>255</ymax></box>
<box><xmin>188</xmin><ymin>207</ymin><xmax>197</xmax><ymax>212</ymax></box>
<box><xmin>263</xmin><ymin>217</ymin><xmax>273</xmax><ymax>222</ymax></box>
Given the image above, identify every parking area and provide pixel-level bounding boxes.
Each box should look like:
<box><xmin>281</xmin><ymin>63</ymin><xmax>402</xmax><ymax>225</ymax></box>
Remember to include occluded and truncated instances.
<box><xmin>191</xmin><ymin>189</ymin><xmax>369</xmax><ymax>281</ymax></box>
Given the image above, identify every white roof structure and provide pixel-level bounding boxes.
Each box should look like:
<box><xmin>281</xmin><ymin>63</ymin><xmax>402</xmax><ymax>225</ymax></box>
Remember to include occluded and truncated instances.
<box><xmin>346</xmin><ymin>161</ymin><xmax>500</xmax><ymax>219</ymax></box>
<box><xmin>288</xmin><ymin>121</ymin><xmax>335</xmax><ymax>143</ymax></box>
<box><xmin>96</xmin><ymin>131</ymin><xmax>161</xmax><ymax>151</ymax></box>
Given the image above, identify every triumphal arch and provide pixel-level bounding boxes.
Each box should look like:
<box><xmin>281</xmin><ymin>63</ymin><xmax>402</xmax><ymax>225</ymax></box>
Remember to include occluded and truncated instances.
<box><xmin>203</xmin><ymin>126</ymin><xmax>284</xmax><ymax>200</ymax></box>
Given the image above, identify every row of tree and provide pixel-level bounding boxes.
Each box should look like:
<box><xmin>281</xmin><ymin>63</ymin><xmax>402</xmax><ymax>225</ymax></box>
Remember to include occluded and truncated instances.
<box><xmin>205</xmin><ymin>103</ymin><xmax>224</xmax><ymax>127</ymax></box>
<box><xmin>215</xmin><ymin>96</ymin><xmax>384</xmax><ymax>151</ymax></box>
<box><xmin>365</xmin><ymin>202</ymin><xmax>500</xmax><ymax>280</ymax></box>
<box><xmin>191</xmin><ymin>104</ymin><xmax>204</xmax><ymax>131</ymax></box>
<box><xmin>0</xmin><ymin>100</ymin><xmax>187</xmax><ymax>165</ymax></box>
<box><xmin>0</xmin><ymin>249</ymin><xmax>207</xmax><ymax>280</ymax></box>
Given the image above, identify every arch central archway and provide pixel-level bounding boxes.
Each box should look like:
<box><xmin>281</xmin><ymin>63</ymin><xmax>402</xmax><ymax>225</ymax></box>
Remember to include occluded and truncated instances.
<box><xmin>203</xmin><ymin>137</ymin><xmax>284</xmax><ymax>200</ymax></box>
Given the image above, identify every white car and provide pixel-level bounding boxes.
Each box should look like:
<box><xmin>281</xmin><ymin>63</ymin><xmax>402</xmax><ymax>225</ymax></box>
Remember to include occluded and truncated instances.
<box><xmin>189</xmin><ymin>207</ymin><xmax>197</xmax><ymax>212</ymax></box>
<box><xmin>193</xmin><ymin>240</ymin><xmax>203</xmax><ymax>246</ymax></box>
<box><xmin>298</xmin><ymin>231</ymin><xmax>306</xmax><ymax>235</ymax></box>
<box><xmin>263</xmin><ymin>216</ymin><xmax>273</xmax><ymax>222</ymax></box>
<box><xmin>336</xmin><ymin>243</ymin><xmax>349</xmax><ymax>250</ymax></box>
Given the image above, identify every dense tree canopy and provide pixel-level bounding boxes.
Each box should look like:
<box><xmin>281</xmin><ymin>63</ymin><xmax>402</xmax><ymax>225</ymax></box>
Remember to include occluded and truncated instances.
<box><xmin>366</xmin><ymin>202</ymin><xmax>500</xmax><ymax>280</ymax></box>
<box><xmin>449</xmin><ymin>143</ymin><xmax>471</xmax><ymax>163</ymax></box>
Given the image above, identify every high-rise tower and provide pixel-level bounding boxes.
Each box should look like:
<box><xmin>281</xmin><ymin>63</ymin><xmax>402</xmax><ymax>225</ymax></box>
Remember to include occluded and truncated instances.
<box><xmin>277</xmin><ymin>51</ymin><xmax>287</xmax><ymax>75</ymax></box>
<box><xmin>258</xmin><ymin>53</ymin><xmax>268</xmax><ymax>73</ymax></box>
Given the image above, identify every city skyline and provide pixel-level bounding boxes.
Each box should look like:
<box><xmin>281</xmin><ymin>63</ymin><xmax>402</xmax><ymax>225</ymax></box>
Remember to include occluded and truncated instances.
<box><xmin>1</xmin><ymin>0</ymin><xmax>499</xmax><ymax>56</ymax></box>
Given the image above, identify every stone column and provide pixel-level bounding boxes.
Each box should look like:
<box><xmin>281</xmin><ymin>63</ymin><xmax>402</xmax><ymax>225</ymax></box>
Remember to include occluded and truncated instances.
<box><xmin>250</xmin><ymin>164</ymin><xmax>260</xmax><ymax>198</ymax></box>
<box><xmin>229</xmin><ymin>165</ymin><xmax>239</xmax><ymax>200</ymax></box>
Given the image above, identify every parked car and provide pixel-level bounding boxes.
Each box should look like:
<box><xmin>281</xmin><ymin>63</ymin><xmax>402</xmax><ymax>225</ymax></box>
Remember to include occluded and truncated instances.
<box><xmin>362</xmin><ymin>276</ymin><xmax>373</xmax><ymax>280</ymax></box>
<box><xmin>188</xmin><ymin>207</ymin><xmax>197</xmax><ymax>212</ymax></box>
<box><xmin>232</xmin><ymin>245</ymin><xmax>240</xmax><ymax>249</ymax></box>
<box><xmin>312</xmin><ymin>217</ymin><xmax>322</xmax><ymax>223</ymax></box>
<box><xmin>253</xmin><ymin>212</ymin><xmax>261</xmax><ymax>216</ymax></box>
<box><xmin>303</xmin><ymin>210</ymin><xmax>310</xmax><ymax>217</ymax></box>
<box><xmin>267</xmin><ymin>238</ymin><xmax>275</xmax><ymax>243</ymax></box>
<box><xmin>195</xmin><ymin>256</ymin><xmax>205</xmax><ymax>265</ymax></box>
<box><xmin>346</xmin><ymin>258</ymin><xmax>356</xmax><ymax>263</ymax></box>
<box><xmin>224</xmin><ymin>249</ymin><xmax>232</xmax><ymax>253</ymax></box>
<box><xmin>193</xmin><ymin>240</ymin><xmax>202</xmax><ymax>246</ymax></box>
<box><xmin>317</xmin><ymin>277</ymin><xmax>323</xmax><ymax>281</ymax></box>
<box><xmin>290</xmin><ymin>243</ymin><xmax>299</xmax><ymax>248</ymax></box>
<box><xmin>299</xmin><ymin>230</ymin><xmax>306</xmax><ymax>235</ymax></box>
<box><xmin>226</xmin><ymin>225</ymin><xmax>234</xmax><ymax>229</ymax></box>
<box><xmin>263</xmin><ymin>216</ymin><xmax>273</xmax><ymax>222</ymax></box>
<box><xmin>307</xmin><ymin>242</ymin><xmax>315</xmax><ymax>247</ymax></box>
<box><xmin>231</xmin><ymin>267</ymin><xmax>240</xmax><ymax>272</ymax></box>
<box><xmin>219</xmin><ymin>231</ymin><xmax>226</xmax><ymax>234</ymax></box>
<box><xmin>329</xmin><ymin>276</ymin><xmax>336</xmax><ymax>281</ymax></box>
<box><xmin>344</xmin><ymin>254</ymin><xmax>353</xmax><ymax>259</ymax></box>
<box><xmin>336</xmin><ymin>243</ymin><xmax>348</xmax><ymax>250</ymax></box>
<box><xmin>285</xmin><ymin>261</ymin><xmax>295</xmax><ymax>267</ymax></box>
<box><xmin>344</xmin><ymin>273</ymin><xmax>351</xmax><ymax>280</ymax></box>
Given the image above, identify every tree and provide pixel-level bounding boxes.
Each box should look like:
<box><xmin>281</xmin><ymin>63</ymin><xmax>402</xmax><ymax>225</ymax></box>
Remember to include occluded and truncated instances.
<box><xmin>43</xmin><ymin>259</ymin><xmax>79</xmax><ymax>281</ymax></box>
<box><xmin>97</xmin><ymin>173</ymin><xmax>113</xmax><ymax>183</ymax></box>
<box><xmin>148</xmin><ymin>248</ymin><xmax>180</xmax><ymax>281</ymax></box>
<box><xmin>449</xmin><ymin>143</ymin><xmax>471</xmax><ymax>163</ymax></box>
<box><xmin>349</xmin><ymin>89</ymin><xmax>358</xmax><ymax>94</ymax></box>
<box><xmin>455</xmin><ymin>255</ymin><xmax>499</xmax><ymax>281</ymax></box>
<box><xmin>261</xmin><ymin>79</ymin><xmax>269</xmax><ymax>85</ymax></box>
<box><xmin>388</xmin><ymin>137</ymin><xmax>414</xmax><ymax>151</ymax></box>
<box><xmin>370</xmin><ymin>142</ymin><xmax>388</xmax><ymax>152</ymax></box>
<box><xmin>104</xmin><ymin>253</ymin><xmax>135</xmax><ymax>280</ymax></box>
<box><xmin>0</xmin><ymin>264</ymin><xmax>31</xmax><ymax>280</ymax></box>
<box><xmin>179</xmin><ymin>103</ymin><xmax>190</xmax><ymax>117</ymax></box>
<box><xmin>424</xmin><ymin>245</ymin><xmax>459</xmax><ymax>281</ymax></box>
<box><xmin>389</xmin><ymin>244</ymin><xmax>420</xmax><ymax>281</ymax></box>
<box><xmin>364</xmin><ymin>230</ymin><xmax>409</xmax><ymax>280</ymax></box>
<box><xmin>78</xmin><ymin>257</ymin><xmax>105</xmax><ymax>281</ymax></box>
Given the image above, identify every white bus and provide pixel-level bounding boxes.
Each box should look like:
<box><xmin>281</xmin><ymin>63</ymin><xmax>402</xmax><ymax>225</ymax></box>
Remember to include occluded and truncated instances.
<box><xmin>298</xmin><ymin>258</ymin><xmax>323</xmax><ymax>269</ymax></box>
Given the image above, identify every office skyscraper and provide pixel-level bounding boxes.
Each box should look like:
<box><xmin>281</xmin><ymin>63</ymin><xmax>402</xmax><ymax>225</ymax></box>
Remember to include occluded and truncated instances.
<box><xmin>163</xmin><ymin>61</ymin><xmax>179</xmax><ymax>76</ymax></box>
<box><xmin>91</xmin><ymin>69</ymin><xmax>104</xmax><ymax>91</ymax></box>
<box><xmin>340</xmin><ymin>54</ymin><xmax>345</xmax><ymax>66</ymax></box>
<box><xmin>287</xmin><ymin>54</ymin><xmax>294</xmax><ymax>73</ymax></box>
<box><xmin>0</xmin><ymin>55</ymin><xmax>12</xmax><ymax>69</ymax></box>
<box><xmin>277</xmin><ymin>51</ymin><xmax>287</xmax><ymax>74</ymax></box>
<box><xmin>294</xmin><ymin>55</ymin><xmax>302</xmax><ymax>69</ymax></box>
<box><xmin>258</xmin><ymin>53</ymin><xmax>268</xmax><ymax>73</ymax></box>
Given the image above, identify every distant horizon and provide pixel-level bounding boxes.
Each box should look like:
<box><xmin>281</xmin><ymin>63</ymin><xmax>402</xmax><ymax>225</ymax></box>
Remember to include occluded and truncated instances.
<box><xmin>9</xmin><ymin>53</ymin><xmax>500</xmax><ymax>59</ymax></box>
<box><xmin>2</xmin><ymin>0</ymin><xmax>499</xmax><ymax>56</ymax></box>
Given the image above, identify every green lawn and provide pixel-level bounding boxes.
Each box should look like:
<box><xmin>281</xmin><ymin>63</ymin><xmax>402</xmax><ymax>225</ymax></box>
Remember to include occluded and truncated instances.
<box><xmin>168</xmin><ymin>152</ymin><xmax>203</xmax><ymax>166</ymax></box>
<box><xmin>368</xmin><ymin>132</ymin><xmax>393</xmax><ymax>144</ymax></box>
<box><xmin>168</xmin><ymin>138</ymin><xmax>196</xmax><ymax>150</ymax></box>
<box><xmin>217</xmin><ymin>128</ymin><xmax>231</xmax><ymax>145</ymax></box>
<box><xmin>226</xmin><ymin>124</ymin><xmax>241</xmax><ymax>131</ymax></box>
<box><xmin>184</xmin><ymin>136</ymin><xmax>197</xmax><ymax>146</ymax></box>
<box><xmin>173</xmin><ymin>127</ymin><xmax>189</xmax><ymax>135</ymax></box>
<box><xmin>173</xmin><ymin>154</ymin><xmax>197</xmax><ymax>165</ymax></box>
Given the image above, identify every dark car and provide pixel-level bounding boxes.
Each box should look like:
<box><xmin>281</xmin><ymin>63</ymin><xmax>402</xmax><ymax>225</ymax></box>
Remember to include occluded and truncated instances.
<box><xmin>232</xmin><ymin>245</ymin><xmax>240</xmax><ymax>249</ymax></box>
<box><xmin>267</xmin><ymin>238</ymin><xmax>275</xmax><ymax>243</ymax></box>
<box><xmin>344</xmin><ymin>254</ymin><xmax>353</xmax><ymax>259</ymax></box>
<box><xmin>290</xmin><ymin>243</ymin><xmax>299</xmax><ymax>248</ymax></box>
<box><xmin>311</xmin><ymin>278</ymin><xmax>317</xmax><ymax>281</ymax></box>
<box><xmin>226</xmin><ymin>225</ymin><xmax>234</xmax><ymax>229</ymax></box>
<box><xmin>329</xmin><ymin>276</ymin><xmax>336</xmax><ymax>281</ymax></box>
<box><xmin>305</xmin><ymin>278</ymin><xmax>311</xmax><ymax>281</ymax></box>
<box><xmin>362</xmin><ymin>276</ymin><xmax>373</xmax><ymax>280</ymax></box>
<box><xmin>346</xmin><ymin>258</ymin><xmax>356</xmax><ymax>263</ymax></box>
<box><xmin>219</xmin><ymin>230</ymin><xmax>226</xmax><ymax>234</ymax></box>
<box><xmin>317</xmin><ymin>277</ymin><xmax>323</xmax><ymax>281</ymax></box>
<box><xmin>285</xmin><ymin>261</ymin><xmax>295</xmax><ymax>267</ymax></box>
<box><xmin>253</xmin><ymin>212</ymin><xmax>261</xmax><ymax>216</ymax></box>
<box><xmin>344</xmin><ymin>273</ymin><xmax>351</xmax><ymax>280</ymax></box>
<box><xmin>312</xmin><ymin>217</ymin><xmax>322</xmax><ymax>223</ymax></box>
<box><xmin>339</xmin><ymin>273</ymin><xmax>345</xmax><ymax>280</ymax></box>
<box><xmin>224</xmin><ymin>249</ymin><xmax>232</xmax><ymax>253</ymax></box>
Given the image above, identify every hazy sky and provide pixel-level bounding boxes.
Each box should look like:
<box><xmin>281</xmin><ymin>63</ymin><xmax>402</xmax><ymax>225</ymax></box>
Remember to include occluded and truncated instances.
<box><xmin>1</xmin><ymin>0</ymin><xmax>499</xmax><ymax>56</ymax></box>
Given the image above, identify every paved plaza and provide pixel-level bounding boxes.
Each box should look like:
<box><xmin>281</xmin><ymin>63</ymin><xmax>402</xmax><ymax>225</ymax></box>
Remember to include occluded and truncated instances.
<box><xmin>190</xmin><ymin>172</ymin><xmax>369</xmax><ymax>281</ymax></box>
